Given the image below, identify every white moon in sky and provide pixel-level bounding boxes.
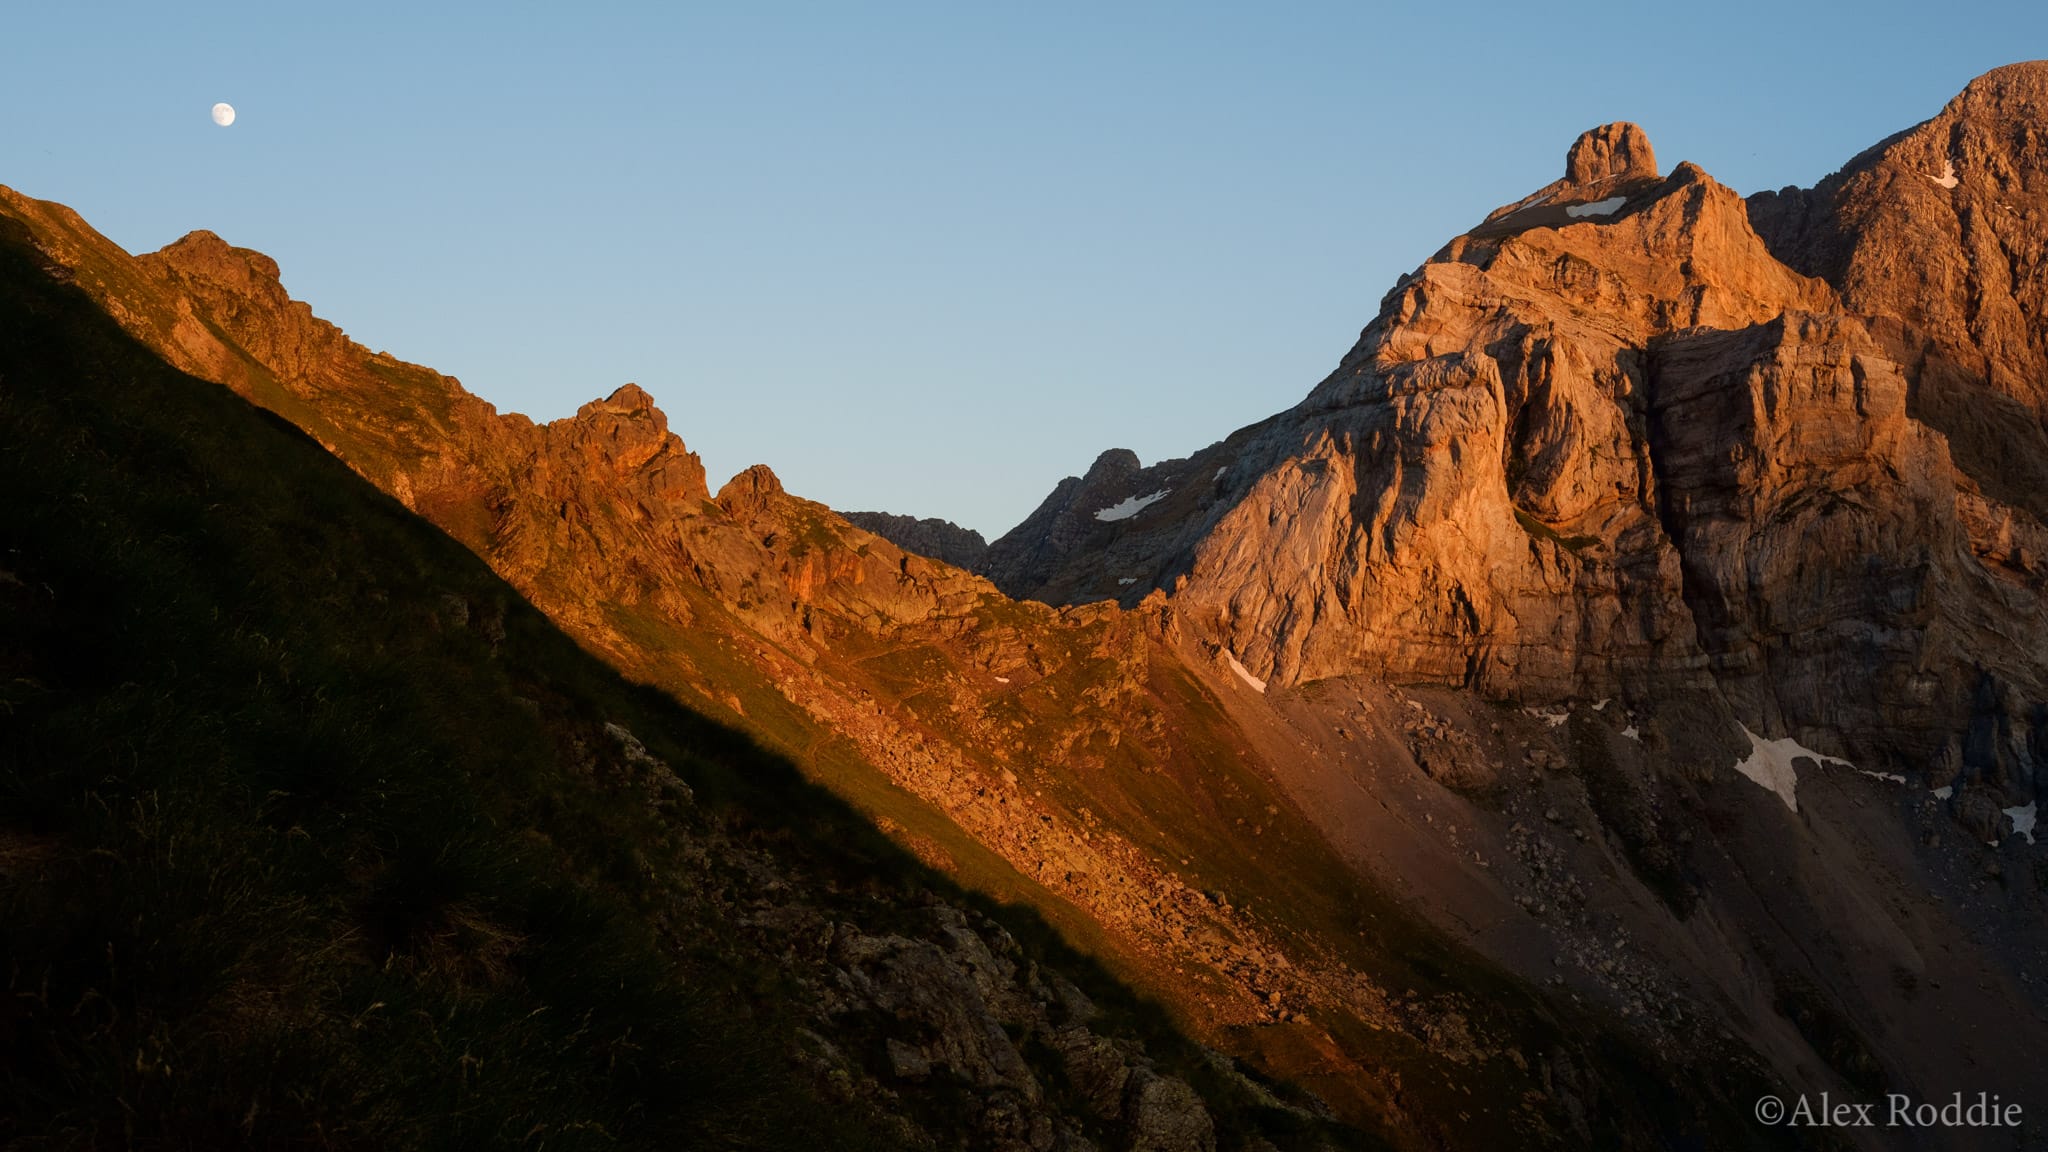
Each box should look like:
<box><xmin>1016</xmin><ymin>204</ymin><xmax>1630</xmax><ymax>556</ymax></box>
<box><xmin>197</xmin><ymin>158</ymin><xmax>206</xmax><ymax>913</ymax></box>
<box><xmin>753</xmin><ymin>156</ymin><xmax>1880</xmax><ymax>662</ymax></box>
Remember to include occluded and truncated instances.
<box><xmin>211</xmin><ymin>102</ymin><xmax>236</xmax><ymax>127</ymax></box>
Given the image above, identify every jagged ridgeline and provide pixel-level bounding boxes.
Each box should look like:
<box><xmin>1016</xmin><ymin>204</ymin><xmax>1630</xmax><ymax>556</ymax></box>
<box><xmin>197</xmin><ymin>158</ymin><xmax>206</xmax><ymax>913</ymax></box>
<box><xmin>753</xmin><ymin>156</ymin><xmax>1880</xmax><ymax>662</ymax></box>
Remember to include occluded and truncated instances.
<box><xmin>0</xmin><ymin>222</ymin><xmax>1367</xmax><ymax>1148</ymax></box>
<box><xmin>4</xmin><ymin>60</ymin><xmax>2046</xmax><ymax>1152</ymax></box>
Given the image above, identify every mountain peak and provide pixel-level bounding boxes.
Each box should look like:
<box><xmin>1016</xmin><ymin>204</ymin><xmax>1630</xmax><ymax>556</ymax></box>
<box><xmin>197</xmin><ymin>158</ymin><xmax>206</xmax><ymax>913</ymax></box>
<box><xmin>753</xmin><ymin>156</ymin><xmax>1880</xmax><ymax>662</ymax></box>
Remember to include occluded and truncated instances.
<box><xmin>591</xmin><ymin>382</ymin><xmax>658</xmax><ymax>415</ymax></box>
<box><xmin>1959</xmin><ymin>58</ymin><xmax>2048</xmax><ymax>98</ymax></box>
<box><xmin>1083</xmin><ymin>448</ymin><xmax>1141</xmax><ymax>483</ymax></box>
<box><xmin>718</xmin><ymin>463</ymin><xmax>785</xmax><ymax>507</ymax></box>
<box><xmin>1473</xmin><ymin>121</ymin><xmax>1668</xmax><ymax>233</ymax></box>
<box><xmin>543</xmin><ymin>386</ymin><xmax>709</xmax><ymax>503</ymax></box>
<box><xmin>1564</xmin><ymin>121</ymin><xmax>1658</xmax><ymax>186</ymax></box>
<box><xmin>152</xmin><ymin>229</ymin><xmax>283</xmax><ymax>293</ymax></box>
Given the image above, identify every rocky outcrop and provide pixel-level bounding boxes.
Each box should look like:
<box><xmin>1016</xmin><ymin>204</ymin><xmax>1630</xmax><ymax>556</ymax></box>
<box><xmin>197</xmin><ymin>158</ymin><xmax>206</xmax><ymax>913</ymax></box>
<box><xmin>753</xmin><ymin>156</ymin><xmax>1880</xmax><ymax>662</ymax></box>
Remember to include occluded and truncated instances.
<box><xmin>842</xmin><ymin>510</ymin><xmax>989</xmax><ymax>569</ymax></box>
<box><xmin>806</xmin><ymin>906</ymin><xmax>1222</xmax><ymax>1152</ymax></box>
<box><xmin>1566</xmin><ymin>121</ymin><xmax>1657</xmax><ymax>186</ymax></box>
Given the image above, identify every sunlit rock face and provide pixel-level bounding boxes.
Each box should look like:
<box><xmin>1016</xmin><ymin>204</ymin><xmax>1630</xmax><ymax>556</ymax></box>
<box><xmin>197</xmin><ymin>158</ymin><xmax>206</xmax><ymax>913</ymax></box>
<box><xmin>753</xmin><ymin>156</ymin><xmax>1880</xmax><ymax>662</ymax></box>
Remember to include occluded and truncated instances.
<box><xmin>988</xmin><ymin>108</ymin><xmax>2048</xmax><ymax>790</ymax></box>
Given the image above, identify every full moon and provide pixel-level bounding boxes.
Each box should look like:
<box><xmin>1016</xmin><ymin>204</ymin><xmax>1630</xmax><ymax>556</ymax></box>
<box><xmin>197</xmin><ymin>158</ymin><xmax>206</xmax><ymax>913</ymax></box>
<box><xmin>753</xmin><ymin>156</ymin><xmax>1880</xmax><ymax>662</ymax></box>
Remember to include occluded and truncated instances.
<box><xmin>211</xmin><ymin>102</ymin><xmax>236</xmax><ymax>127</ymax></box>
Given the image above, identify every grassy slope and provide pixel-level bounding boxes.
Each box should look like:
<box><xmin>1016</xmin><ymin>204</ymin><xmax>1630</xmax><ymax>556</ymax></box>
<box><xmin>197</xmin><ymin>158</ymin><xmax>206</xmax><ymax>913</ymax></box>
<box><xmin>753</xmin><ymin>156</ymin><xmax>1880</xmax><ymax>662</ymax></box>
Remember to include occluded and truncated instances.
<box><xmin>0</xmin><ymin>219</ymin><xmax>1365</xmax><ymax>1150</ymax></box>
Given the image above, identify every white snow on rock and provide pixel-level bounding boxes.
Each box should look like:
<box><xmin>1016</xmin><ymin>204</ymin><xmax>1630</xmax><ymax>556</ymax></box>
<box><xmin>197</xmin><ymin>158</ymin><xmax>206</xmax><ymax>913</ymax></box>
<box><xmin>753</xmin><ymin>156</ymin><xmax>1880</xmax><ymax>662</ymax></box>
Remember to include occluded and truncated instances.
<box><xmin>1731</xmin><ymin>726</ymin><xmax>1853</xmax><ymax>813</ymax></box>
<box><xmin>1592</xmin><ymin>698</ymin><xmax>1611</xmax><ymax>711</ymax></box>
<box><xmin>1566</xmin><ymin>196</ymin><xmax>1628</xmax><ymax>218</ymax></box>
<box><xmin>1523</xmin><ymin>705</ymin><xmax>1570</xmax><ymax>728</ymax></box>
<box><xmin>1213</xmin><ymin>466</ymin><xmax>1228</xmax><ymax>480</ymax></box>
<box><xmin>1620</xmin><ymin>725</ymin><xmax>1640</xmax><ymax>741</ymax></box>
<box><xmin>1929</xmin><ymin>160</ymin><xmax>1959</xmax><ymax>190</ymax></box>
<box><xmin>1117</xmin><ymin>577</ymin><xmax>1138</xmax><ymax>585</ymax></box>
<box><xmin>1224</xmin><ymin>652</ymin><xmax>1266</xmax><ymax>693</ymax></box>
<box><xmin>1859</xmin><ymin>769</ymin><xmax>1907</xmax><ymax>785</ymax></box>
<box><xmin>1095</xmin><ymin>490</ymin><xmax>1169</xmax><ymax>522</ymax></box>
<box><xmin>1933</xmin><ymin>785</ymin><xmax>1954</xmax><ymax>800</ymax></box>
<box><xmin>2006</xmin><ymin>801</ymin><xmax>2037</xmax><ymax>845</ymax></box>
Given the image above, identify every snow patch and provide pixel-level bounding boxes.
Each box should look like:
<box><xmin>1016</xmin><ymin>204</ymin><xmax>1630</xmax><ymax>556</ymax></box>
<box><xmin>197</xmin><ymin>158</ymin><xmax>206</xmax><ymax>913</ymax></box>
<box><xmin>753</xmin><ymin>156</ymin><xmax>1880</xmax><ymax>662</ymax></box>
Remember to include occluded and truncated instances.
<box><xmin>1620</xmin><ymin>725</ymin><xmax>1640</xmax><ymax>741</ymax></box>
<box><xmin>1933</xmin><ymin>785</ymin><xmax>1954</xmax><ymax>800</ymax></box>
<box><xmin>1213</xmin><ymin>466</ymin><xmax>1228</xmax><ymax>480</ymax></box>
<box><xmin>1566</xmin><ymin>196</ymin><xmax>1627</xmax><ymax>218</ymax></box>
<box><xmin>1523</xmin><ymin>705</ymin><xmax>1570</xmax><ymax>728</ymax></box>
<box><xmin>1095</xmin><ymin>490</ymin><xmax>1169</xmax><ymax>522</ymax></box>
<box><xmin>1117</xmin><ymin>577</ymin><xmax>1138</xmax><ymax>586</ymax></box>
<box><xmin>1858</xmin><ymin>770</ymin><xmax>1907</xmax><ymax>786</ymax></box>
<box><xmin>2007</xmin><ymin>801</ymin><xmax>2037</xmax><ymax>845</ymax></box>
<box><xmin>1730</xmin><ymin>726</ymin><xmax>1853</xmax><ymax>813</ymax></box>
<box><xmin>993</xmin><ymin>675</ymin><xmax>1010</xmax><ymax>684</ymax></box>
<box><xmin>1592</xmin><ymin>698</ymin><xmax>1611</xmax><ymax>712</ymax></box>
<box><xmin>1929</xmin><ymin>160</ymin><xmax>1959</xmax><ymax>190</ymax></box>
<box><xmin>1224</xmin><ymin>653</ymin><xmax>1266</xmax><ymax>694</ymax></box>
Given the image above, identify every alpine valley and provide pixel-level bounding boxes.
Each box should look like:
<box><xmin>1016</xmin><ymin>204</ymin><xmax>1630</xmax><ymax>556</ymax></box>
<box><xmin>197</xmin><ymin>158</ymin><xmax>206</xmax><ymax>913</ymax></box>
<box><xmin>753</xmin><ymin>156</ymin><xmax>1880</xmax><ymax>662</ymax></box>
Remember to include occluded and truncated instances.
<box><xmin>5</xmin><ymin>62</ymin><xmax>2046</xmax><ymax>1152</ymax></box>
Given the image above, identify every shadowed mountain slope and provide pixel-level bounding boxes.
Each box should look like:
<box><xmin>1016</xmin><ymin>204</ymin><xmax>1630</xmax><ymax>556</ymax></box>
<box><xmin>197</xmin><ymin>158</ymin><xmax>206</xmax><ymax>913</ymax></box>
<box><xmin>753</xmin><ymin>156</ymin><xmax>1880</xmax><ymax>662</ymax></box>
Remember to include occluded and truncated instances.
<box><xmin>842</xmin><ymin>510</ymin><xmax>990</xmax><ymax>569</ymax></box>
<box><xmin>0</xmin><ymin>216</ymin><xmax>1363</xmax><ymax>1152</ymax></box>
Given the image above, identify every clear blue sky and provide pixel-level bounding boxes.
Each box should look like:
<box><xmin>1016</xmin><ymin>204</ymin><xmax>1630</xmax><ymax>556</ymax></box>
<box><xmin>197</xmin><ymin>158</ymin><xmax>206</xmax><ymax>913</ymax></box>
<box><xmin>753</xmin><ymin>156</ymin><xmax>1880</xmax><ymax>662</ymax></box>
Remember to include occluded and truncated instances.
<box><xmin>4</xmin><ymin>3</ymin><xmax>2041</xmax><ymax>536</ymax></box>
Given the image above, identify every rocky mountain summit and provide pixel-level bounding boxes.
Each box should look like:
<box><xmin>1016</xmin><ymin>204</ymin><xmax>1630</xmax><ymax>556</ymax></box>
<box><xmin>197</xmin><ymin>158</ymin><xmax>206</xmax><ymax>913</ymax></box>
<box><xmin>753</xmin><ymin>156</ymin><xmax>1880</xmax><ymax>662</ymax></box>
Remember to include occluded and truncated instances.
<box><xmin>986</xmin><ymin>66</ymin><xmax>2048</xmax><ymax>806</ymax></box>
<box><xmin>7</xmin><ymin>63</ymin><xmax>2048</xmax><ymax>1152</ymax></box>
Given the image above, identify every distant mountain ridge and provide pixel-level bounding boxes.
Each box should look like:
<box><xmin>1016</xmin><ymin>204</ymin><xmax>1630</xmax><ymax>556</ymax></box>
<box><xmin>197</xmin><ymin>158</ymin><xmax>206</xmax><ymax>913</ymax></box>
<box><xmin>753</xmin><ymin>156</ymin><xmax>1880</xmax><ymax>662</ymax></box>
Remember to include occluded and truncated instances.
<box><xmin>842</xmin><ymin>510</ymin><xmax>989</xmax><ymax>569</ymax></box>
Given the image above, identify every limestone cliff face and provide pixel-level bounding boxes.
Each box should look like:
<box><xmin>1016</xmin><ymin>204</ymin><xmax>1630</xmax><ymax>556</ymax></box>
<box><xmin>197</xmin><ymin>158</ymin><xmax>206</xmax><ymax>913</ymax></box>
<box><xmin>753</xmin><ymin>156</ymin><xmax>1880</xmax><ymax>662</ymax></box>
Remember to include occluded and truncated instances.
<box><xmin>1172</xmin><ymin>154</ymin><xmax>1835</xmax><ymax>702</ymax></box>
<box><xmin>988</xmin><ymin>97</ymin><xmax>2048</xmax><ymax>791</ymax></box>
<box><xmin>1749</xmin><ymin>62</ymin><xmax>2048</xmax><ymax>412</ymax></box>
<box><xmin>1644</xmin><ymin>312</ymin><xmax>2048</xmax><ymax>776</ymax></box>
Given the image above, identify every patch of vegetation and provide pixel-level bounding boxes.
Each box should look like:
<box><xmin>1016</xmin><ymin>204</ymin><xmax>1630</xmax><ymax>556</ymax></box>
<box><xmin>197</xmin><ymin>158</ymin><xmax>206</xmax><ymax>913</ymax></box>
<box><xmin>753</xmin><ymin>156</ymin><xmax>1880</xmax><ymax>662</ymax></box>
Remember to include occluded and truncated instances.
<box><xmin>779</xmin><ymin>501</ymin><xmax>850</xmax><ymax>559</ymax></box>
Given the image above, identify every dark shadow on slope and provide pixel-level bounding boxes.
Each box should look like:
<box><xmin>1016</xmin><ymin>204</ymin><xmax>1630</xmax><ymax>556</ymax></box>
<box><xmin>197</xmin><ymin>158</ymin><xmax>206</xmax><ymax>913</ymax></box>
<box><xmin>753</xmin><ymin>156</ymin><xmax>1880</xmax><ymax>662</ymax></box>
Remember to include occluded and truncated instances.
<box><xmin>0</xmin><ymin>217</ymin><xmax>1372</xmax><ymax>1151</ymax></box>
